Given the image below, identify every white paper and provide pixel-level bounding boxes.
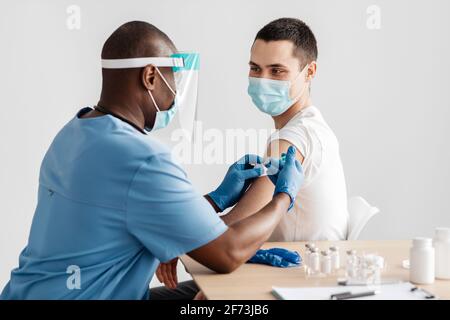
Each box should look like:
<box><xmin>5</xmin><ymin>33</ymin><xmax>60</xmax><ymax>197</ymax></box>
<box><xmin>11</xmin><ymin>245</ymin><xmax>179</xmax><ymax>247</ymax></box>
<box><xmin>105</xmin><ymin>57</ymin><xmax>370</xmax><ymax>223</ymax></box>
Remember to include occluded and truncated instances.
<box><xmin>272</xmin><ymin>282</ymin><xmax>437</xmax><ymax>300</ymax></box>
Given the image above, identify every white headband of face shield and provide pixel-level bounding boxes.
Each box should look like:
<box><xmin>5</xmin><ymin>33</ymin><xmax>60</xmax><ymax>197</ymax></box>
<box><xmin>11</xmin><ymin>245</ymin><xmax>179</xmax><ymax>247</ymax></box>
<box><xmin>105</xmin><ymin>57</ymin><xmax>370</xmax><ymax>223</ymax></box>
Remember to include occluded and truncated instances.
<box><xmin>101</xmin><ymin>57</ymin><xmax>184</xmax><ymax>69</ymax></box>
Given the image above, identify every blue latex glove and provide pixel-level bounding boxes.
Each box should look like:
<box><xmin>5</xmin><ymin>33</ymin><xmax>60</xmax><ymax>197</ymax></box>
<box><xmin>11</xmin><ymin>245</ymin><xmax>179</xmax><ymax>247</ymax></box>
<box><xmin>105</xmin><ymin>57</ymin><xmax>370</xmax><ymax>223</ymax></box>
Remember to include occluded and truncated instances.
<box><xmin>247</xmin><ymin>248</ymin><xmax>302</xmax><ymax>268</ymax></box>
<box><xmin>208</xmin><ymin>154</ymin><xmax>264</xmax><ymax>211</ymax></box>
<box><xmin>266</xmin><ymin>146</ymin><xmax>304</xmax><ymax>210</ymax></box>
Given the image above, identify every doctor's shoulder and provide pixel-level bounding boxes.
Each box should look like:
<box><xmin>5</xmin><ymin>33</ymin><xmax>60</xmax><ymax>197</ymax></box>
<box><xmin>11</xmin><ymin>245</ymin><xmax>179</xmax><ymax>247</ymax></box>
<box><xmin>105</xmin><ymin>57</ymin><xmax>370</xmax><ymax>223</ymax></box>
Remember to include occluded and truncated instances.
<box><xmin>105</xmin><ymin>130</ymin><xmax>171</xmax><ymax>158</ymax></box>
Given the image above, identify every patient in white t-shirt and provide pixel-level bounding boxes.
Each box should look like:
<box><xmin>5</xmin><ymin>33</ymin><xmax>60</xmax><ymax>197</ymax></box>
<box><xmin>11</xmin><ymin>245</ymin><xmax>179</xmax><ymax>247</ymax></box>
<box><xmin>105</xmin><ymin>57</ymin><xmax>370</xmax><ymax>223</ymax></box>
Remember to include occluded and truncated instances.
<box><xmin>222</xmin><ymin>18</ymin><xmax>348</xmax><ymax>240</ymax></box>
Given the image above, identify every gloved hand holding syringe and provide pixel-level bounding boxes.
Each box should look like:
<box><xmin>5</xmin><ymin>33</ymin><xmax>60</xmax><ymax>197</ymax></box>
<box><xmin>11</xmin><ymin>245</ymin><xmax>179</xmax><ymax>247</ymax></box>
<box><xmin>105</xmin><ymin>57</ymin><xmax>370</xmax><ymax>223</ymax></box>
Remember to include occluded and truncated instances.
<box><xmin>248</xmin><ymin>153</ymin><xmax>287</xmax><ymax>177</ymax></box>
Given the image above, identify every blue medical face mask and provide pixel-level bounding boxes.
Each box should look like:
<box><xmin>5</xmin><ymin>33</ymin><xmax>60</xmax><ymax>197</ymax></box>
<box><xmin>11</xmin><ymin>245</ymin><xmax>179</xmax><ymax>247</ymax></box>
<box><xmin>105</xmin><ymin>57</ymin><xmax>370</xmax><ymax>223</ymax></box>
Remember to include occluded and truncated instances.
<box><xmin>146</xmin><ymin>67</ymin><xmax>178</xmax><ymax>132</ymax></box>
<box><xmin>247</xmin><ymin>64</ymin><xmax>309</xmax><ymax>116</ymax></box>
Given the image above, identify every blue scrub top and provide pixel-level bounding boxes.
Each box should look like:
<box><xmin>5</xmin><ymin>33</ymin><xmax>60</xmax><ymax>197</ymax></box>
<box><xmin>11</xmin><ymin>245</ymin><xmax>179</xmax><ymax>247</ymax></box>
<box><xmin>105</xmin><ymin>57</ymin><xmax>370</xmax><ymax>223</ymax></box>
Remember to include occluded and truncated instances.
<box><xmin>1</xmin><ymin>107</ymin><xmax>228</xmax><ymax>300</ymax></box>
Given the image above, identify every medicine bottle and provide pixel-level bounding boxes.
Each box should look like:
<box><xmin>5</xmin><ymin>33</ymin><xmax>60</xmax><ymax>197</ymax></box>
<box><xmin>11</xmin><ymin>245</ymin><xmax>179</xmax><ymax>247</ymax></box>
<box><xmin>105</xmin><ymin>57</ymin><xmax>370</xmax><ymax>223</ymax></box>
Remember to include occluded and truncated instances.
<box><xmin>321</xmin><ymin>250</ymin><xmax>331</xmax><ymax>275</ymax></box>
<box><xmin>329</xmin><ymin>246</ymin><xmax>340</xmax><ymax>271</ymax></box>
<box><xmin>309</xmin><ymin>247</ymin><xmax>320</xmax><ymax>275</ymax></box>
<box><xmin>410</xmin><ymin>237</ymin><xmax>435</xmax><ymax>284</ymax></box>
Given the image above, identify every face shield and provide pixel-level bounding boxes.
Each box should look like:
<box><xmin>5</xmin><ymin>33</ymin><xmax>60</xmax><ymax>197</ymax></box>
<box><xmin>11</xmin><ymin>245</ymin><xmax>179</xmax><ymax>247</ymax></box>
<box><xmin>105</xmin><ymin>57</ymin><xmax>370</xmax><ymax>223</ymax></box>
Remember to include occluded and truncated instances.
<box><xmin>101</xmin><ymin>52</ymin><xmax>199</xmax><ymax>137</ymax></box>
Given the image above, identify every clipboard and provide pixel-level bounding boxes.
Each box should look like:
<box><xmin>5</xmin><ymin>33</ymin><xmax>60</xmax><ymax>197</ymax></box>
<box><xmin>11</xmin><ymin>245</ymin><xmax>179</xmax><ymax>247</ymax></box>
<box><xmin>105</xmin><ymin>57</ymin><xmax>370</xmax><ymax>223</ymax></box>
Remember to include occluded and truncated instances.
<box><xmin>272</xmin><ymin>282</ymin><xmax>439</xmax><ymax>300</ymax></box>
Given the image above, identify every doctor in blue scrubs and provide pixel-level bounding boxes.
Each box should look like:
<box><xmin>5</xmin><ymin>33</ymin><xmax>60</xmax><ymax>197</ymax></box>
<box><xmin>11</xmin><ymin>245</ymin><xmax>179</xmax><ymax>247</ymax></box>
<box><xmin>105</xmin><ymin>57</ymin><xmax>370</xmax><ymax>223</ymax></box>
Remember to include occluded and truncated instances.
<box><xmin>1</xmin><ymin>21</ymin><xmax>304</xmax><ymax>300</ymax></box>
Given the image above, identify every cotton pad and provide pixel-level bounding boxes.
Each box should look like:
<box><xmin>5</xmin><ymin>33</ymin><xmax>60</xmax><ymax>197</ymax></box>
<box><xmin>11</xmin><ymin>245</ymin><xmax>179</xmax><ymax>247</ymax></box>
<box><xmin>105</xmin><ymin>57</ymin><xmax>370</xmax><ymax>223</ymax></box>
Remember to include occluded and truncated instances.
<box><xmin>253</xmin><ymin>163</ymin><xmax>268</xmax><ymax>176</ymax></box>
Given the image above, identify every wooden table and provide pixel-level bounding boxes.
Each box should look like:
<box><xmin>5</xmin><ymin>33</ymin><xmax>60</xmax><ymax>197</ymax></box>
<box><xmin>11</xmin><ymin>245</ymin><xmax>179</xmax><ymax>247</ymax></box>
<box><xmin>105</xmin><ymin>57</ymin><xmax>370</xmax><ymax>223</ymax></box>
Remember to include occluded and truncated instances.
<box><xmin>181</xmin><ymin>240</ymin><xmax>450</xmax><ymax>300</ymax></box>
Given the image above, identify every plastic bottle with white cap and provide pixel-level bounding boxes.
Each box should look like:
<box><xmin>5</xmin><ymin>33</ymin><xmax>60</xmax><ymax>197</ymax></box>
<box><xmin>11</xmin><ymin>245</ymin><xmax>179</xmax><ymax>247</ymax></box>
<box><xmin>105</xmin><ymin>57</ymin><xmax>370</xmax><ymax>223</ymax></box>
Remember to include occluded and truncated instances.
<box><xmin>409</xmin><ymin>237</ymin><xmax>435</xmax><ymax>284</ymax></box>
<box><xmin>433</xmin><ymin>227</ymin><xmax>450</xmax><ymax>279</ymax></box>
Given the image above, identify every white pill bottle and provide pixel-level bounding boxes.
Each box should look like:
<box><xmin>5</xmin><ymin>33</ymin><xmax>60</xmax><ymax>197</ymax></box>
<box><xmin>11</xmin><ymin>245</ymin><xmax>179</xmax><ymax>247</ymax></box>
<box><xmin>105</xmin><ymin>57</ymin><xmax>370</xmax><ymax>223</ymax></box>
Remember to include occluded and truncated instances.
<box><xmin>433</xmin><ymin>227</ymin><xmax>450</xmax><ymax>279</ymax></box>
<box><xmin>409</xmin><ymin>237</ymin><xmax>435</xmax><ymax>284</ymax></box>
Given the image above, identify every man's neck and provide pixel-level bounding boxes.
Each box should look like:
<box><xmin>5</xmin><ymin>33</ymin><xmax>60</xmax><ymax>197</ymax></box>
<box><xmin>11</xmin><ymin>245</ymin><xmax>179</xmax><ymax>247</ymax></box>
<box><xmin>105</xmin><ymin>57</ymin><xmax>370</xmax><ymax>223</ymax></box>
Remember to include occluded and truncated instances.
<box><xmin>95</xmin><ymin>95</ymin><xmax>146</xmax><ymax>130</ymax></box>
<box><xmin>273</xmin><ymin>95</ymin><xmax>312</xmax><ymax>129</ymax></box>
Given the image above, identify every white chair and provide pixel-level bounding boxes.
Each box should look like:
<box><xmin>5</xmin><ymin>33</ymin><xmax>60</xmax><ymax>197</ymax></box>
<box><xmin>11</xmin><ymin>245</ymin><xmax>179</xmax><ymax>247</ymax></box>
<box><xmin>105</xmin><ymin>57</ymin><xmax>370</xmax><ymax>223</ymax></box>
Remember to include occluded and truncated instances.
<box><xmin>347</xmin><ymin>196</ymin><xmax>380</xmax><ymax>240</ymax></box>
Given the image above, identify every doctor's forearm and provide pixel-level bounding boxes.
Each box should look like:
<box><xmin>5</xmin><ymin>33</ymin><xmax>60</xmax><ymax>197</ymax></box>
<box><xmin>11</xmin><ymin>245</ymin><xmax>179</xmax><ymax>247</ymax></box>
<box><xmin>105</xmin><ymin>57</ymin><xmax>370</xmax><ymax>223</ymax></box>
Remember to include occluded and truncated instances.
<box><xmin>223</xmin><ymin>192</ymin><xmax>290</xmax><ymax>270</ymax></box>
<box><xmin>188</xmin><ymin>192</ymin><xmax>290</xmax><ymax>274</ymax></box>
<box><xmin>221</xmin><ymin>177</ymin><xmax>275</xmax><ymax>226</ymax></box>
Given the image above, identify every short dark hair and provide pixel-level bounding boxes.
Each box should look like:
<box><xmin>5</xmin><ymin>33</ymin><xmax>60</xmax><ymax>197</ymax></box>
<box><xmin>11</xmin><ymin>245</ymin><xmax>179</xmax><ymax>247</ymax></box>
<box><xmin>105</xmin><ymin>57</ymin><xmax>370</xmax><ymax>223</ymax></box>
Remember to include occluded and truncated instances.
<box><xmin>101</xmin><ymin>21</ymin><xmax>175</xmax><ymax>59</ymax></box>
<box><xmin>255</xmin><ymin>18</ymin><xmax>318</xmax><ymax>67</ymax></box>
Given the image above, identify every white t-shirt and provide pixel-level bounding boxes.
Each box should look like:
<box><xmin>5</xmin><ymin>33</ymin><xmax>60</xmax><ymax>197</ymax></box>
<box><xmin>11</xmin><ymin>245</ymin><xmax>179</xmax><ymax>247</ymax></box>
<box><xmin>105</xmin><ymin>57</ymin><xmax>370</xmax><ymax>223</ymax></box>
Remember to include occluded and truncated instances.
<box><xmin>268</xmin><ymin>106</ymin><xmax>348</xmax><ymax>241</ymax></box>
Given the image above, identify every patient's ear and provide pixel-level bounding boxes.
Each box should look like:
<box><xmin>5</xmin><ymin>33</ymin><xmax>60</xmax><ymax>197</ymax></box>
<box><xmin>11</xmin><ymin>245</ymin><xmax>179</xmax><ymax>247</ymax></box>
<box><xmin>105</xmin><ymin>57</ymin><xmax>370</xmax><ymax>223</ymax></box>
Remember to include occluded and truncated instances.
<box><xmin>307</xmin><ymin>61</ymin><xmax>317</xmax><ymax>81</ymax></box>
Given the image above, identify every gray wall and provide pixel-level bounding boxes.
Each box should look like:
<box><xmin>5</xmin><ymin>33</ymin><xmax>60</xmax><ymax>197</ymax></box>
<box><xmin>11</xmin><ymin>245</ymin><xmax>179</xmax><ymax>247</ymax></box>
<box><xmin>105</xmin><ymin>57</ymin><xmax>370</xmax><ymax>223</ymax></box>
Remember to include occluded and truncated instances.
<box><xmin>1</xmin><ymin>0</ymin><xmax>449</xmax><ymax>288</ymax></box>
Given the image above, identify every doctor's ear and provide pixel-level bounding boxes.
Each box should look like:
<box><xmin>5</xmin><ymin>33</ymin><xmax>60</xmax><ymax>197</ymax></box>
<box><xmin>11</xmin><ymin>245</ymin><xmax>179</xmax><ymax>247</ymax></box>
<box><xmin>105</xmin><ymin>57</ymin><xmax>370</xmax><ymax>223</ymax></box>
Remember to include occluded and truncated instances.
<box><xmin>142</xmin><ymin>65</ymin><xmax>157</xmax><ymax>90</ymax></box>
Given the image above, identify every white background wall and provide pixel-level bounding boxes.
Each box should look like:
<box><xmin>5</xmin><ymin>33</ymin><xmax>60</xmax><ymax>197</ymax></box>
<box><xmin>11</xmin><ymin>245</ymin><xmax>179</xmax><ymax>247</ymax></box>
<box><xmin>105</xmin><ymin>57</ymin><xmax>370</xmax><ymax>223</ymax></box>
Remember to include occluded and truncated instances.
<box><xmin>1</xmin><ymin>0</ymin><xmax>449</xmax><ymax>288</ymax></box>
